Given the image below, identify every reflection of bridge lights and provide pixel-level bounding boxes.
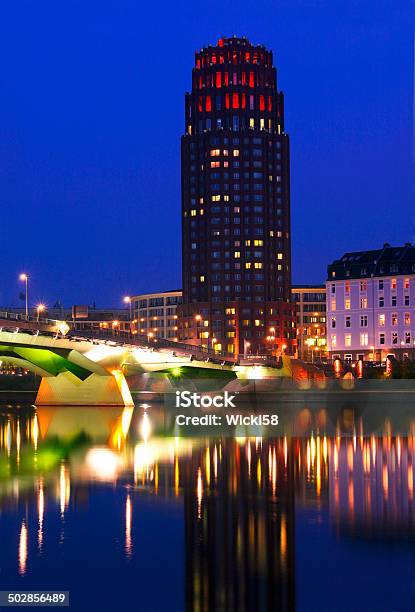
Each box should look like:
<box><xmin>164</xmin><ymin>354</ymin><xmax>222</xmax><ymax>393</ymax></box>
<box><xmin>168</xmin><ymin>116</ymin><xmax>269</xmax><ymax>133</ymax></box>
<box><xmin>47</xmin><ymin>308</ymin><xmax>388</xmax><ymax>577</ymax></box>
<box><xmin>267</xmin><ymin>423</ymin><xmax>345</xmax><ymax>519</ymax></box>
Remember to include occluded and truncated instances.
<box><xmin>86</xmin><ymin>448</ymin><xmax>120</xmax><ymax>481</ymax></box>
<box><xmin>38</xmin><ymin>481</ymin><xmax>44</xmax><ymax>551</ymax></box>
<box><xmin>197</xmin><ymin>467</ymin><xmax>203</xmax><ymax>518</ymax></box>
<box><xmin>16</xmin><ymin>419</ymin><xmax>20</xmax><ymax>463</ymax></box>
<box><xmin>32</xmin><ymin>414</ymin><xmax>39</xmax><ymax>450</ymax></box>
<box><xmin>18</xmin><ymin>521</ymin><xmax>28</xmax><ymax>575</ymax></box>
<box><xmin>205</xmin><ymin>447</ymin><xmax>210</xmax><ymax>487</ymax></box>
<box><xmin>139</xmin><ymin>411</ymin><xmax>152</xmax><ymax>442</ymax></box>
<box><xmin>59</xmin><ymin>463</ymin><xmax>70</xmax><ymax>515</ymax></box>
<box><xmin>134</xmin><ymin>443</ymin><xmax>155</xmax><ymax>480</ymax></box>
<box><xmin>125</xmin><ymin>494</ymin><xmax>132</xmax><ymax>559</ymax></box>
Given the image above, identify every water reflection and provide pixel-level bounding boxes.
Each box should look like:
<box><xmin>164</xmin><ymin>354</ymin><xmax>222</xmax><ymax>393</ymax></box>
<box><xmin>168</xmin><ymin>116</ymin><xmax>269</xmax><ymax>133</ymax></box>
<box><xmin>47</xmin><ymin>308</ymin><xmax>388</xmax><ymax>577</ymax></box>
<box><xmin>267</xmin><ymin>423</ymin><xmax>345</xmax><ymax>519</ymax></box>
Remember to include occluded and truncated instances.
<box><xmin>0</xmin><ymin>404</ymin><xmax>414</xmax><ymax>610</ymax></box>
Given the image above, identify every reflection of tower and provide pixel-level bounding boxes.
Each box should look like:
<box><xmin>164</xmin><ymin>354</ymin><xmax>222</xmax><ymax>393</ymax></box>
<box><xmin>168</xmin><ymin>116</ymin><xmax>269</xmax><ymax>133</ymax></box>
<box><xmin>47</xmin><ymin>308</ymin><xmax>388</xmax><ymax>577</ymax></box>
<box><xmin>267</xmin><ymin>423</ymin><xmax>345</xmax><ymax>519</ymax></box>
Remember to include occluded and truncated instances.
<box><xmin>184</xmin><ymin>439</ymin><xmax>295</xmax><ymax>611</ymax></box>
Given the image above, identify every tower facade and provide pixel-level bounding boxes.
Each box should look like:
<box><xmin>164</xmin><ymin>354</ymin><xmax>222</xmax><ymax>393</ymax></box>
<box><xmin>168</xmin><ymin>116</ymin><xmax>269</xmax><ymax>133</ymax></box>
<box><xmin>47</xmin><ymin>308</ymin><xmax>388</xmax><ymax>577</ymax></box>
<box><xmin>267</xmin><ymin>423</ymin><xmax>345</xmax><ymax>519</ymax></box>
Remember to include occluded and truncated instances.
<box><xmin>179</xmin><ymin>37</ymin><xmax>295</xmax><ymax>356</ymax></box>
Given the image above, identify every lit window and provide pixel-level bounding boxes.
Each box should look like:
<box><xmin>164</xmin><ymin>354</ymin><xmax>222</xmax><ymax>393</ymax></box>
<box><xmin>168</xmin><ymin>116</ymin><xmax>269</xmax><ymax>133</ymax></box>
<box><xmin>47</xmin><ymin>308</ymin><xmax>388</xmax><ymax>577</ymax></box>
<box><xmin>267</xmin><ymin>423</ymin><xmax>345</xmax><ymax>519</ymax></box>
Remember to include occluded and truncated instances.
<box><xmin>277</xmin><ymin>253</ymin><xmax>283</xmax><ymax>260</ymax></box>
<box><xmin>360</xmin><ymin>333</ymin><xmax>369</xmax><ymax>347</ymax></box>
<box><xmin>404</xmin><ymin>278</ymin><xmax>410</xmax><ymax>289</ymax></box>
<box><xmin>200</xmin><ymin>276</ymin><xmax>205</xmax><ymax>282</ymax></box>
<box><xmin>191</xmin><ymin>209</ymin><xmax>196</xmax><ymax>216</ymax></box>
<box><xmin>233</xmin><ymin>149</ymin><xmax>239</xmax><ymax>157</ymax></box>
<box><xmin>345</xmin><ymin>299</ymin><xmax>350</xmax><ymax>310</ymax></box>
<box><xmin>210</xmin><ymin>149</ymin><xmax>220</xmax><ymax>157</ymax></box>
<box><xmin>249</xmin><ymin>118</ymin><xmax>255</xmax><ymax>129</ymax></box>
<box><xmin>245</xmin><ymin>262</ymin><xmax>251</xmax><ymax>269</ymax></box>
<box><xmin>254</xmin><ymin>262</ymin><xmax>263</xmax><ymax>269</ymax></box>
<box><xmin>254</xmin><ymin>240</ymin><xmax>263</xmax><ymax>246</ymax></box>
<box><xmin>391</xmin><ymin>313</ymin><xmax>398</xmax><ymax>326</ymax></box>
<box><xmin>331</xmin><ymin>299</ymin><xmax>336</xmax><ymax>311</ymax></box>
<box><xmin>391</xmin><ymin>278</ymin><xmax>397</xmax><ymax>290</ymax></box>
<box><xmin>331</xmin><ymin>334</ymin><xmax>337</xmax><ymax>348</ymax></box>
<box><xmin>234</xmin><ymin>251</ymin><xmax>241</xmax><ymax>258</ymax></box>
<box><xmin>345</xmin><ymin>334</ymin><xmax>352</xmax><ymax>347</ymax></box>
<box><xmin>212</xmin><ymin>195</ymin><xmax>221</xmax><ymax>202</ymax></box>
<box><xmin>378</xmin><ymin>314</ymin><xmax>385</xmax><ymax>326</ymax></box>
<box><xmin>405</xmin><ymin>312</ymin><xmax>411</xmax><ymax>326</ymax></box>
<box><xmin>360</xmin><ymin>298</ymin><xmax>367</xmax><ymax>309</ymax></box>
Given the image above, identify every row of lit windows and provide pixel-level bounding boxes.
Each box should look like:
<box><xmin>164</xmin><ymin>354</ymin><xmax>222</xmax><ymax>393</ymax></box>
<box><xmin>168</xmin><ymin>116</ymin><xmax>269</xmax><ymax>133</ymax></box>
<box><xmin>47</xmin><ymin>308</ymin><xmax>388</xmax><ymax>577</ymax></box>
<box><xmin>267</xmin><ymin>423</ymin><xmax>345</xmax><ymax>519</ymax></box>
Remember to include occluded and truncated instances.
<box><xmin>196</xmin><ymin>49</ymin><xmax>270</xmax><ymax>69</ymax></box>
<box><xmin>331</xmin><ymin>333</ymin><xmax>412</xmax><ymax>348</ymax></box>
<box><xmin>330</xmin><ymin>278</ymin><xmax>411</xmax><ymax>293</ymax></box>
<box><xmin>196</xmin><ymin>93</ymin><xmax>272</xmax><ymax>112</ymax></box>
<box><xmin>331</xmin><ymin>313</ymin><xmax>412</xmax><ymax>328</ymax></box>
<box><xmin>187</xmin><ymin>117</ymin><xmax>280</xmax><ymax>134</ymax></box>
<box><xmin>330</xmin><ymin>295</ymin><xmax>411</xmax><ymax>310</ymax></box>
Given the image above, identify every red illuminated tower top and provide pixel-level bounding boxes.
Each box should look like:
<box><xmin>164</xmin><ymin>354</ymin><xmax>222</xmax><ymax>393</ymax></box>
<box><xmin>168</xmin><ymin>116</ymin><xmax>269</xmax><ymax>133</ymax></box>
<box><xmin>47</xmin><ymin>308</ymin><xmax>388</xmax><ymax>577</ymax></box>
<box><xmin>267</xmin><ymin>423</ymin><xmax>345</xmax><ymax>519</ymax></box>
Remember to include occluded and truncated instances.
<box><xmin>185</xmin><ymin>36</ymin><xmax>285</xmax><ymax>136</ymax></box>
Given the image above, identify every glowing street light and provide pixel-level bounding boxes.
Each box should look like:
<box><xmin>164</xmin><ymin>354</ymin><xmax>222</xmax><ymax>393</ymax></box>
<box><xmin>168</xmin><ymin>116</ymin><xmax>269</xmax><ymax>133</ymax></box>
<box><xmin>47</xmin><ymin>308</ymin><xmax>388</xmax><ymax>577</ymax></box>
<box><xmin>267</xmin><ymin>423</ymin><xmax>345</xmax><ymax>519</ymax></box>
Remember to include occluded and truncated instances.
<box><xmin>123</xmin><ymin>296</ymin><xmax>133</xmax><ymax>335</ymax></box>
<box><xmin>36</xmin><ymin>303</ymin><xmax>45</xmax><ymax>322</ymax></box>
<box><xmin>19</xmin><ymin>274</ymin><xmax>29</xmax><ymax>318</ymax></box>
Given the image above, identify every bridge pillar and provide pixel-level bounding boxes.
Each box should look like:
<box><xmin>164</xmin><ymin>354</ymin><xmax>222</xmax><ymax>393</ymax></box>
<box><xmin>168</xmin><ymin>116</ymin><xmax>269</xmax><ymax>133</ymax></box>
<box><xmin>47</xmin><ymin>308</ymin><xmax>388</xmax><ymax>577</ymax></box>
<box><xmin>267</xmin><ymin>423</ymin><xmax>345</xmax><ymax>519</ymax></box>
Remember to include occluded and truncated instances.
<box><xmin>36</xmin><ymin>370</ymin><xmax>134</xmax><ymax>407</ymax></box>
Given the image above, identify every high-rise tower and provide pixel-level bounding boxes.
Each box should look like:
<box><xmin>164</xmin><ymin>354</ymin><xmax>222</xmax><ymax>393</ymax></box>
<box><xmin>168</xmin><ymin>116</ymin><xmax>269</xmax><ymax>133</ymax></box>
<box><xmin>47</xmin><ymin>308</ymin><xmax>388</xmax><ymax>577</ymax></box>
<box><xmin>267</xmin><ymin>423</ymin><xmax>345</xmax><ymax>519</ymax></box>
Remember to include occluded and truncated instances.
<box><xmin>179</xmin><ymin>37</ymin><xmax>295</xmax><ymax>357</ymax></box>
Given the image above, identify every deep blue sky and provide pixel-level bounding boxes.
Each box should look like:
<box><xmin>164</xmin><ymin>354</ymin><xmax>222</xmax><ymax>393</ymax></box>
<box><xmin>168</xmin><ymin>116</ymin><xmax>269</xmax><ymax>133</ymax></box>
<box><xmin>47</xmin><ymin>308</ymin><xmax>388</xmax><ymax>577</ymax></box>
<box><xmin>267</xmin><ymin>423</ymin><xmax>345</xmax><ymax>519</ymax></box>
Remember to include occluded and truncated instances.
<box><xmin>0</xmin><ymin>0</ymin><xmax>413</xmax><ymax>307</ymax></box>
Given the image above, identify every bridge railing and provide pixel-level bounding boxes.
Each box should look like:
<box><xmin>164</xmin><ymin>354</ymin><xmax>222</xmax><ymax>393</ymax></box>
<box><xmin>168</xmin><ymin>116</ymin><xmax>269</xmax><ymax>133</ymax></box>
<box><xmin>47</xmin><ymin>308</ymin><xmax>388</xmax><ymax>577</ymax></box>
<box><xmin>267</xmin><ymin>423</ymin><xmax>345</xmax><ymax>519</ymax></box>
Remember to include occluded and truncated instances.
<box><xmin>0</xmin><ymin>311</ymin><xmax>61</xmax><ymax>328</ymax></box>
<box><xmin>69</xmin><ymin>326</ymin><xmax>237</xmax><ymax>363</ymax></box>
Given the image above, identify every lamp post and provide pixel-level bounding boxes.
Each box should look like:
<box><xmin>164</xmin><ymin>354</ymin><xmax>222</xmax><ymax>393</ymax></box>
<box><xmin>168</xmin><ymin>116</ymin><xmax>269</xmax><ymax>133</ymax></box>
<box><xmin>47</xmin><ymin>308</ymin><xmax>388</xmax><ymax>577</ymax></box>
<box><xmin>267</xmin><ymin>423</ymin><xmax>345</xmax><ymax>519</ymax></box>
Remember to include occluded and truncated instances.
<box><xmin>36</xmin><ymin>303</ymin><xmax>45</xmax><ymax>322</ymax></box>
<box><xmin>124</xmin><ymin>296</ymin><xmax>133</xmax><ymax>336</ymax></box>
<box><xmin>19</xmin><ymin>274</ymin><xmax>29</xmax><ymax>318</ymax></box>
<box><xmin>269</xmin><ymin>326</ymin><xmax>276</xmax><ymax>356</ymax></box>
<box><xmin>195</xmin><ymin>314</ymin><xmax>202</xmax><ymax>347</ymax></box>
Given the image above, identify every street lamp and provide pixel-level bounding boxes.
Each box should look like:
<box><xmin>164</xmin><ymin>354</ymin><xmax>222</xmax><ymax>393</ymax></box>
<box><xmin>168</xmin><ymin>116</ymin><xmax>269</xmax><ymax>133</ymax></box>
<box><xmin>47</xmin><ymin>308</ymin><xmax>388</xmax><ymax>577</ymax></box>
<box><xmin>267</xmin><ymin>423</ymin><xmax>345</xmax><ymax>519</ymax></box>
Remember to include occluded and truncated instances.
<box><xmin>123</xmin><ymin>296</ymin><xmax>133</xmax><ymax>335</ymax></box>
<box><xmin>269</xmin><ymin>326</ymin><xmax>276</xmax><ymax>356</ymax></box>
<box><xmin>147</xmin><ymin>331</ymin><xmax>154</xmax><ymax>345</ymax></box>
<box><xmin>19</xmin><ymin>274</ymin><xmax>29</xmax><ymax>318</ymax></box>
<box><xmin>36</xmin><ymin>303</ymin><xmax>45</xmax><ymax>322</ymax></box>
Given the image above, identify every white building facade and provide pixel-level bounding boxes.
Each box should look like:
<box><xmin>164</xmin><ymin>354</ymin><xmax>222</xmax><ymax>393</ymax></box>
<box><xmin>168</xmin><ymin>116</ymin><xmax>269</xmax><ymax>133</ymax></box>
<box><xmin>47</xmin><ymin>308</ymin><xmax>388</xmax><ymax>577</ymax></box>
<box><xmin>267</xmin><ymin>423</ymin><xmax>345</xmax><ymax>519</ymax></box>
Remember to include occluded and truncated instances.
<box><xmin>131</xmin><ymin>290</ymin><xmax>182</xmax><ymax>340</ymax></box>
<box><xmin>326</xmin><ymin>244</ymin><xmax>415</xmax><ymax>362</ymax></box>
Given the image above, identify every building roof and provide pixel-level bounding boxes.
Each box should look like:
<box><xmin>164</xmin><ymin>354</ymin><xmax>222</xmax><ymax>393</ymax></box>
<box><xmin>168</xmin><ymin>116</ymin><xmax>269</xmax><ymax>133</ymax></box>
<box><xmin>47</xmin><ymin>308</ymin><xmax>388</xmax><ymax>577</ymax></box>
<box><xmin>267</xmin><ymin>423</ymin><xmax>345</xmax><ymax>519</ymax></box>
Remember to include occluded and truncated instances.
<box><xmin>291</xmin><ymin>285</ymin><xmax>325</xmax><ymax>290</ymax></box>
<box><xmin>327</xmin><ymin>243</ymin><xmax>415</xmax><ymax>280</ymax></box>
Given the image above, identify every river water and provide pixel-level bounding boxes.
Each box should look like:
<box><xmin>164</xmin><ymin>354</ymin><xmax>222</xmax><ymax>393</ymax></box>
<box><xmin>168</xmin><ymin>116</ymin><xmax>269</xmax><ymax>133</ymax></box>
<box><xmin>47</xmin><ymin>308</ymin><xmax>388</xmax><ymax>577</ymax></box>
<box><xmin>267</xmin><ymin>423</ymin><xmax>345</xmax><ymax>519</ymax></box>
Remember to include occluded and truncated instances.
<box><xmin>0</xmin><ymin>400</ymin><xmax>414</xmax><ymax>611</ymax></box>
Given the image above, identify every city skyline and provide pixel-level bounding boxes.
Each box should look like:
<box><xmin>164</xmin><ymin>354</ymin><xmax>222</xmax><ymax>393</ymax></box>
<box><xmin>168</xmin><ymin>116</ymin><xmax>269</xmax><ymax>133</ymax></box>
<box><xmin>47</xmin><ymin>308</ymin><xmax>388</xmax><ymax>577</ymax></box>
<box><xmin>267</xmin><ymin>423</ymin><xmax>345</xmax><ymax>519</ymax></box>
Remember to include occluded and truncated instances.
<box><xmin>0</xmin><ymin>1</ymin><xmax>412</xmax><ymax>307</ymax></box>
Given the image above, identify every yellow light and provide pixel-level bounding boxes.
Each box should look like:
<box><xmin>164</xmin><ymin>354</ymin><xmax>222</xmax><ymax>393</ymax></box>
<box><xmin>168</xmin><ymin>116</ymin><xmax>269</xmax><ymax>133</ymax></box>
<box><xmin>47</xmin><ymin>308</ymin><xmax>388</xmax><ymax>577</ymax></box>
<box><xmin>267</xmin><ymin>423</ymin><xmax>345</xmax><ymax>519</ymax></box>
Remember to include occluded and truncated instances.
<box><xmin>195</xmin><ymin>314</ymin><xmax>202</xmax><ymax>322</ymax></box>
<box><xmin>18</xmin><ymin>521</ymin><xmax>28</xmax><ymax>575</ymax></box>
<box><xmin>123</xmin><ymin>296</ymin><xmax>131</xmax><ymax>304</ymax></box>
<box><xmin>172</xmin><ymin>367</ymin><xmax>181</xmax><ymax>377</ymax></box>
<box><xmin>86</xmin><ymin>447</ymin><xmax>121</xmax><ymax>480</ymax></box>
<box><xmin>19</xmin><ymin>273</ymin><xmax>27</xmax><ymax>281</ymax></box>
<box><xmin>37</xmin><ymin>303</ymin><xmax>45</xmax><ymax>313</ymax></box>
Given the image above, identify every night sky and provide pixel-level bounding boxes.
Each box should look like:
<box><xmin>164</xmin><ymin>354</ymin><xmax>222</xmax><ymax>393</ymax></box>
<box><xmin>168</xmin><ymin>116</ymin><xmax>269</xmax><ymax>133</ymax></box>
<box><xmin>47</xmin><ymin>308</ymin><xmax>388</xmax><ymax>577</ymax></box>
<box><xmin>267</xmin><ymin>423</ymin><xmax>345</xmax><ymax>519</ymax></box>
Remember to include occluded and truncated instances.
<box><xmin>0</xmin><ymin>0</ymin><xmax>413</xmax><ymax>308</ymax></box>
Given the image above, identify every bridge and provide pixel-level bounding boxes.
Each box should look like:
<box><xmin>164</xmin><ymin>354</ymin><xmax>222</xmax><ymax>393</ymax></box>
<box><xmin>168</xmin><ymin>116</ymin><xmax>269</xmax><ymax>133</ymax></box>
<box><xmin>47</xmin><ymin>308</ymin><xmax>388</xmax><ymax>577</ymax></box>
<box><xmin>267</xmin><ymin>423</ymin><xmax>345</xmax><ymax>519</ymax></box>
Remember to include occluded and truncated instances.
<box><xmin>0</xmin><ymin>312</ymin><xmax>292</xmax><ymax>406</ymax></box>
